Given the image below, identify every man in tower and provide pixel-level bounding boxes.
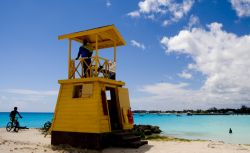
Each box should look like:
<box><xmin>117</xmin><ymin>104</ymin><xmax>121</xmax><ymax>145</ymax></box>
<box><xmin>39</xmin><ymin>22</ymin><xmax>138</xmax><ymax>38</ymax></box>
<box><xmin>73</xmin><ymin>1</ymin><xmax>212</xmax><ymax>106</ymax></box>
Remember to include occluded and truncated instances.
<box><xmin>10</xmin><ymin>107</ymin><xmax>23</xmax><ymax>132</ymax></box>
<box><xmin>75</xmin><ymin>40</ymin><xmax>93</xmax><ymax>77</ymax></box>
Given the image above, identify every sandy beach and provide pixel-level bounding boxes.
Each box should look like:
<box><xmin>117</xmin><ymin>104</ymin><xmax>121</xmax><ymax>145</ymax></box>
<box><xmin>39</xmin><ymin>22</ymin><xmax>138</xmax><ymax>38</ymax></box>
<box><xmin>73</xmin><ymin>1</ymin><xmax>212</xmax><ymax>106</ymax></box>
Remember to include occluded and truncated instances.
<box><xmin>0</xmin><ymin>128</ymin><xmax>250</xmax><ymax>153</ymax></box>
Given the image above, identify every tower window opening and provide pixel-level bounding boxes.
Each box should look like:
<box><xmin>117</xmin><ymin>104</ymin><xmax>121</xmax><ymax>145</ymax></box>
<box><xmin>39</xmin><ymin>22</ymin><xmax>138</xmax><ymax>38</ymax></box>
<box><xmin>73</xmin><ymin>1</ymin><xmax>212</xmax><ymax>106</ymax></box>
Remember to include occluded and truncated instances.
<box><xmin>73</xmin><ymin>85</ymin><xmax>83</xmax><ymax>98</ymax></box>
<box><xmin>72</xmin><ymin>84</ymin><xmax>93</xmax><ymax>98</ymax></box>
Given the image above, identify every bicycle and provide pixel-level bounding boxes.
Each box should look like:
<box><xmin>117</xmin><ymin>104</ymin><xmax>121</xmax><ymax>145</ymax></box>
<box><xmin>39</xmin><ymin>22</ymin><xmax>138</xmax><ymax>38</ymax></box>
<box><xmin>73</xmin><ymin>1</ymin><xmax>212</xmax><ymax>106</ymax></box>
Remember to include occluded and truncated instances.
<box><xmin>43</xmin><ymin>121</ymin><xmax>52</xmax><ymax>137</ymax></box>
<box><xmin>6</xmin><ymin>117</ymin><xmax>21</xmax><ymax>132</ymax></box>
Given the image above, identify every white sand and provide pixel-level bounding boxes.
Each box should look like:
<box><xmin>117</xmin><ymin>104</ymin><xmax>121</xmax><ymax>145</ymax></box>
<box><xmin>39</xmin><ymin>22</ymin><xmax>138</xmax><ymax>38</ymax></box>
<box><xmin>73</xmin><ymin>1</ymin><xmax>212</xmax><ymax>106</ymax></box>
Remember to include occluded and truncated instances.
<box><xmin>0</xmin><ymin>128</ymin><xmax>250</xmax><ymax>153</ymax></box>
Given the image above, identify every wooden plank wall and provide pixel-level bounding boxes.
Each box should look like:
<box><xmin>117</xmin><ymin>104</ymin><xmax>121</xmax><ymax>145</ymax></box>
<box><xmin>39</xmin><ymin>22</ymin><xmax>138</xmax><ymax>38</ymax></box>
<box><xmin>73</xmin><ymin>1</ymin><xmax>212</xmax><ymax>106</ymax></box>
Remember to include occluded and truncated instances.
<box><xmin>53</xmin><ymin>82</ymin><xmax>110</xmax><ymax>133</ymax></box>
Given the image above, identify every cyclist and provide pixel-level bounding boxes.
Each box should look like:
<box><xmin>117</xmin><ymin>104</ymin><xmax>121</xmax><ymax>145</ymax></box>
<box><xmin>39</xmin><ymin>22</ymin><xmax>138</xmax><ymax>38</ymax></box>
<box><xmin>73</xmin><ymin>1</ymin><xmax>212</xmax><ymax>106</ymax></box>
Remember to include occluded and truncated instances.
<box><xmin>10</xmin><ymin>107</ymin><xmax>23</xmax><ymax>132</ymax></box>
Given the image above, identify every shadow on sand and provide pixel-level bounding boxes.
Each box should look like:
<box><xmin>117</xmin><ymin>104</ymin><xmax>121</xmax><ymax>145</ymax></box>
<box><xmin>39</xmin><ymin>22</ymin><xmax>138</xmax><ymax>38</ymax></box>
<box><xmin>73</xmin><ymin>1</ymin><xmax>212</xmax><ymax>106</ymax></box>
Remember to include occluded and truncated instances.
<box><xmin>51</xmin><ymin>144</ymin><xmax>153</xmax><ymax>153</ymax></box>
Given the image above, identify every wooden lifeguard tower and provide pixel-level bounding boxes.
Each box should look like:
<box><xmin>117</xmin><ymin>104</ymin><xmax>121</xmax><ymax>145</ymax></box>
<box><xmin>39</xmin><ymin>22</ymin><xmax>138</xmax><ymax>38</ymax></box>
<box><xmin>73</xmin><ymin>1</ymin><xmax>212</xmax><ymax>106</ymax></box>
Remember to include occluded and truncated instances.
<box><xmin>51</xmin><ymin>25</ymin><xmax>147</xmax><ymax>149</ymax></box>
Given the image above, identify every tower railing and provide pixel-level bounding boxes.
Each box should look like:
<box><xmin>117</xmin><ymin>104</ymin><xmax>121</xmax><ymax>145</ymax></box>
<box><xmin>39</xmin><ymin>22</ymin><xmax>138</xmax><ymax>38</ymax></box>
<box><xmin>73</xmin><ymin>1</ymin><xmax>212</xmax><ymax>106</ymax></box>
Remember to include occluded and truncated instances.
<box><xmin>69</xmin><ymin>56</ymin><xmax>114</xmax><ymax>79</ymax></box>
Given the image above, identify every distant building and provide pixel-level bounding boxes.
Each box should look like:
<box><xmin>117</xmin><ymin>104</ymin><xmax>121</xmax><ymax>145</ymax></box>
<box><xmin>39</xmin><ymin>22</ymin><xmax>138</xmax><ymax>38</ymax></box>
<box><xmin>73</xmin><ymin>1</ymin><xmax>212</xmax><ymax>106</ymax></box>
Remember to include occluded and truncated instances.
<box><xmin>226</xmin><ymin>111</ymin><xmax>234</xmax><ymax>115</ymax></box>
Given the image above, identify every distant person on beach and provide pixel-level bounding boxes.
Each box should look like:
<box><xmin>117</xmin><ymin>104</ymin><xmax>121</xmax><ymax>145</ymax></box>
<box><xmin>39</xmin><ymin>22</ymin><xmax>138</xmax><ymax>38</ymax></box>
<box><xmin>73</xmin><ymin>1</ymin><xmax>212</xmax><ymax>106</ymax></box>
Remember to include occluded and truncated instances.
<box><xmin>75</xmin><ymin>40</ymin><xmax>93</xmax><ymax>77</ymax></box>
<box><xmin>10</xmin><ymin>107</ymin><xmax>23</xmax><ymax>132</ymax></box>
<box><xmin>229</xmin><ymin>128</ymin><xmax>232</xmax><ymax>134</ymax></box>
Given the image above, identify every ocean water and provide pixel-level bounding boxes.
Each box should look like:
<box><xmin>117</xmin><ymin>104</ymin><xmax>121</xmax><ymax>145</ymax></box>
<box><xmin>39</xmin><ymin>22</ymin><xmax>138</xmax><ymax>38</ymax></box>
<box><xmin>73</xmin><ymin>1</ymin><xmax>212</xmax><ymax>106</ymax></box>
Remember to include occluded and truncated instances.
<box><xmin>0</xmin><ymin>112</ymin><xmax>53</xmax><ymax>128</ymax></box>
<box><xmin>0</xmin><ymin>112</ymin><xmax>249</xmax><ymax>144</ymax></box>
<box><xmin>134</xmin><ymin>114</ymin><xmax>250</xmax><ymax>144</ymax></box>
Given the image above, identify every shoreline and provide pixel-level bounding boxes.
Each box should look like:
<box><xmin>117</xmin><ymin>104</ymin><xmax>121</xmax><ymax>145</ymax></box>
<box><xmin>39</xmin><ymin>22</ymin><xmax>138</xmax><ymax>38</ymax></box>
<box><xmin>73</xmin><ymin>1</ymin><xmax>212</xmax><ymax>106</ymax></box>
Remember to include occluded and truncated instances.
<box><xmin>157</xmin><ymin>132</ymin><xmax>250</xmax><ymax>145</ymax></box>
<box><xmin>1</xmin><ymin>128</ymin><xmax>250</xmax><ymax>153</ymax></box>
<box><xmin>134</xmin><ymin>112</ymin><xmax>250</xmax><ymax>115</ymax></box>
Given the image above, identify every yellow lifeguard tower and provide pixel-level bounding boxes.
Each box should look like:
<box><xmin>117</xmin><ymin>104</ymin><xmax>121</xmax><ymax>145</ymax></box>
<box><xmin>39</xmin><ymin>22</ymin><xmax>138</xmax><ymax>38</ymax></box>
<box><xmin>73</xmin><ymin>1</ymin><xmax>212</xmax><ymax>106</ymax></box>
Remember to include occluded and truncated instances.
<box><xmin>51</xmin><ymin>25</ymin><xmax>146</xmax><ymax>149</ymax></box>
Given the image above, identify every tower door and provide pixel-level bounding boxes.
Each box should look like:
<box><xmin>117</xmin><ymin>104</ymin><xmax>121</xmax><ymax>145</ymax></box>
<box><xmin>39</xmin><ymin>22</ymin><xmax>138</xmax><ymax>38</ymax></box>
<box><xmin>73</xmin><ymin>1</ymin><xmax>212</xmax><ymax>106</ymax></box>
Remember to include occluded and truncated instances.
<box><xmin>117</xmin><ymin>87</ymin><xmax>133</xmax><ymax>130</ymax></box>
<box><xmin>105</xmin><ymin>87</ymin><xmax>121</xmax><ymax>131</ymax></box>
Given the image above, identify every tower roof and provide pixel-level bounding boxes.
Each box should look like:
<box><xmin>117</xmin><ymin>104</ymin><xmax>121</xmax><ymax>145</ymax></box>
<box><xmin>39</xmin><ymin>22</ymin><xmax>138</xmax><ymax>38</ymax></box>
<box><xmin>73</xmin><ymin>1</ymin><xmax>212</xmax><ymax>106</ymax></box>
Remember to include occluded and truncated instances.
<box><xmin>58</xmin><ymin>25</ymin><xmax>126</xmax><ymax>49</ymax></box>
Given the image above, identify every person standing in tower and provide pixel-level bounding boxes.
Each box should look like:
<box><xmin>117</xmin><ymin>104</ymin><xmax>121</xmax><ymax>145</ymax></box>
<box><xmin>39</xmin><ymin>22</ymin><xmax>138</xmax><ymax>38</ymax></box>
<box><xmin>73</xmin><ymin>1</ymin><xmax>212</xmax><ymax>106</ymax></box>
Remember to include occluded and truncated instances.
<box><xmin>75</xmin><ymin>40</ymin><xmax>93</xmax><ymax>77</ymax></box>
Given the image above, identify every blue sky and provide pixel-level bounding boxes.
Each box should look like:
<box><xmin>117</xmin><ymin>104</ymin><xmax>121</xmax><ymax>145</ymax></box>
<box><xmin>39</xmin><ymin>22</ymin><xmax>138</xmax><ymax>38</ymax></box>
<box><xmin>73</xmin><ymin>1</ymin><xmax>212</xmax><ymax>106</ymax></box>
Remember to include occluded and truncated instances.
<box><xmin>1</xmin><ymin>0</ymin><xmax>250</xmax><ymax>112</ymax></box>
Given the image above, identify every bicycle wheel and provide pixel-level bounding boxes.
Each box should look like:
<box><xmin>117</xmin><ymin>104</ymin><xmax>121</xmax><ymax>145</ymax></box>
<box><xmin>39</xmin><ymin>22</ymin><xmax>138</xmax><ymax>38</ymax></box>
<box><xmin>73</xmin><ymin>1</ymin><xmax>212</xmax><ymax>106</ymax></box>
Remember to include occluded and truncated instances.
<box><xmin>6</xmin><ymin>122</ymin><xmax>13</xmax><ymax>132</ymax></box>
<box><xmin>14</xmin><ymin>122</ymin><xmax>19</xmax><ymax>132</ymax></box>
<box><xmin>43</xmin><ymin>121</ymin><xmax>51</xmax><ymax>131</ymax></box>
<box><xmin>14</xmin><ymin>126</ymin><xmax>19</xmax><ymax>132</ymax></box>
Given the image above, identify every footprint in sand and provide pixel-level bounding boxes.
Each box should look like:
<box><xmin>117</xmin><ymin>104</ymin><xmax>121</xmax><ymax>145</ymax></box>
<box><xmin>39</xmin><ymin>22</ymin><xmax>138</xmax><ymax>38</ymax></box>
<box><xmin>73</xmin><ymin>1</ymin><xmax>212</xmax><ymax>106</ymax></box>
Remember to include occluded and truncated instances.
<box><xmin>207</xmin><ymin>142</ymin><xmax>224</xmax><ymax>149</ymax></box>
<box><xmin>20</xmin><ymin>146</ymin><xmax>33</xmax><ymax>150</ymax></box>
<box><xmin>236</xmin><ymin>145</ymin><xmax>248</xmax><ymax>151</ymax></box>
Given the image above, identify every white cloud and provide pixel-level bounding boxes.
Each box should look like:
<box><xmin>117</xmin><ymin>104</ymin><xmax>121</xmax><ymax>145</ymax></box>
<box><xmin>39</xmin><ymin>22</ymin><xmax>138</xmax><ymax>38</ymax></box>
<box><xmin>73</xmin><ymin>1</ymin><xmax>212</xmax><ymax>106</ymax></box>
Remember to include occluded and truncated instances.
<box><xmin>139</xmin><ymin>82</ymin><xmax>189</xmax><ymax>95</ymax></box>
<box><xmin>127</xmin><ymin>11</ymin><xmax>141</xmax><ymax>18</ymax></box>
<box><xmin>132</xmin><ymin>81</ymin><xmax>249</xmax><ymax>110</ymax></box>
<box><xmin>5</xmin><ymin>89</ymin><xmax>57</xmax><ymax>96</ymax></box>
<box><xmin>128</xmin><ymin>0</ymin><xmax>195</xmax><ymax>26</ymax></box>
<box><xmin>131</xmin><ymin>40</ymin><xmax>146</xmax><ymax>50</ymax></box>
<box><xmin>156</xmin><ymin>22</ymin><xmax>250</xmax><ymax>109</ymax></box>
<box><xmin>178</xmin><ymin>71</ymin><xmax>193</xmax><ymax>79</ymax></box>
<box><xmin>0</xmin><ymin>89</ymin><xmax>58</xmax><ymax>112</ymax></box>
<box><xmin>133</xmin><ymin>82</ymin><xmax>206</xmax><ymax>110</ymax></box>
<box><xmin>106</xmin><ymin>0</ymin><xmax>111</xmax><ymax>7</ymax></box>
<box><xmin>162</xmin><ymin>20</ymin><xmax>171</xmax><ymax>26</ymax></box>
<box><xmin>146</xmin><ymin>14</ymin><xmax>155</xmax><ymax>20</ymax></box>
<box><xmin>230</xmin><ymin>0</ymin><xmax>250</xmax><ymax>17</ymax></box>
<box><xmin>187</xmin><ymin>15</ymin><xmax>200</xmax><ymax>29</ymax></box>
<box><xmin>132</xmin><ymin>22</ymin><xmax>250</xmax><ymax>110</ymax></box>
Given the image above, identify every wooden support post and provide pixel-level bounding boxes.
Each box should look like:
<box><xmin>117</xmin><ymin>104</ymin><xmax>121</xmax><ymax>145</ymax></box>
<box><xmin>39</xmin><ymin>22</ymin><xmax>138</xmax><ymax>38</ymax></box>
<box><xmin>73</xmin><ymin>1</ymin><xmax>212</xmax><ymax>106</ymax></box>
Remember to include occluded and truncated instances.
<box><xmin>95</xmin><ymin>35</ymin><xmax>99</xmax><ymax>76</ymax></box>
<box><xmin>114</xmin><ymin>42</ymin><xmax>117</xmax><ymax>62</ymax></box>
<box><xmin>68</xmin><ymin>39</ymin><xmax>72</xmax><ymax>79</ymax></box>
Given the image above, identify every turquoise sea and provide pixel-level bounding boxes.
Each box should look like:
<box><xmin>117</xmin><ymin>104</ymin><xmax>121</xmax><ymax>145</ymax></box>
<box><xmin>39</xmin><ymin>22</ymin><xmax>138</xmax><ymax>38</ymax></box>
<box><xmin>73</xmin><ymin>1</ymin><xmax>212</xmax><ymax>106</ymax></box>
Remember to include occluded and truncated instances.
<box><xmin>0</xmin><ymin>112</ymin><xmax>249</xmax><ymax>144</ymax></box>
